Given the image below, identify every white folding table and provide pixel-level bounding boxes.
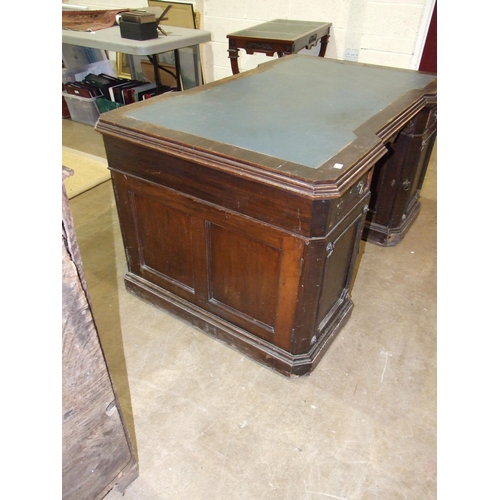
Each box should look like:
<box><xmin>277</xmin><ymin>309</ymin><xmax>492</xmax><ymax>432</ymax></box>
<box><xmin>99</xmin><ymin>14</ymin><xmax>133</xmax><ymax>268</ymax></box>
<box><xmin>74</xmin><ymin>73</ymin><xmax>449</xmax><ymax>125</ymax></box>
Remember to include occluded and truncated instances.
<box><xmin>62</xmin><ymin>24</ymin><xmax>211</xmax><ymax>89</ymax></box>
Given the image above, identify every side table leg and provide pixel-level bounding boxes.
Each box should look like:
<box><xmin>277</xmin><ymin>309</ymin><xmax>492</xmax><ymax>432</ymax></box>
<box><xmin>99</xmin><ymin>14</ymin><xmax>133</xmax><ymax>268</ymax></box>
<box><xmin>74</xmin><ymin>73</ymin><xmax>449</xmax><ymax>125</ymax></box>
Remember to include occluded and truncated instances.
<box><xmin>151</xmin><ymin>54</ymin><xmax>162</xmax><ymax>91</ymax></box>
<box><xmin>318</xmin><ymin>34</ymin><xmax>330</xmax><ymax>58</ymax></box>
<box><xmin>228</xmin><ymin>46</ymin><xmax>240</xmax><ymax>74</ymax></box>
<box><xmin>173</xmin><ymin>49</ymin><xmax>183</xmax><ymax>90</ymax></box>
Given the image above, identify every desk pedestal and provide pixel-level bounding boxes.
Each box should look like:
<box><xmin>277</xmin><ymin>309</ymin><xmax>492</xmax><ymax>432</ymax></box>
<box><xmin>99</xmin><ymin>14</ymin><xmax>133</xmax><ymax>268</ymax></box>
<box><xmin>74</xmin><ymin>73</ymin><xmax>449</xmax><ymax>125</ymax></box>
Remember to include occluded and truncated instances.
<box><xmin>105</xmin><ymin>137</ymin><xmax>372</xmax><ymax>377</ymax></box>
<box><xmin>364</xmin><ymin>104</ymin><xmax>437</xmax><ymax>246</ymax></box>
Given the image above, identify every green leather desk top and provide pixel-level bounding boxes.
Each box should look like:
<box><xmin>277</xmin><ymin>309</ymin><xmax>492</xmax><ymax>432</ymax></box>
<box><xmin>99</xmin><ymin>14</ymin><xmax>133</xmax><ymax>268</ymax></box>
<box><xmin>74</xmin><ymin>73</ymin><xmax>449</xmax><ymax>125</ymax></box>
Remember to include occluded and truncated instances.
<box><xmin>124</xmin><ymin>56</ymin><xmax>436</xmax><ymax>170</ymax></box>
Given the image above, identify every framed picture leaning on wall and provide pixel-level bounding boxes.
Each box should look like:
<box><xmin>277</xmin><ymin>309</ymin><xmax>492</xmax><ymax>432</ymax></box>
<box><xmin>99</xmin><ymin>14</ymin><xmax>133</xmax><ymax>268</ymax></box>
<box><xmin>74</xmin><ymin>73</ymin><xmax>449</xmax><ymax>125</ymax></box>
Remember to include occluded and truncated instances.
<box><xmin>116</xmin><ymin>1</ymin><xmax>204</xmax><ymax>89</ymax></box>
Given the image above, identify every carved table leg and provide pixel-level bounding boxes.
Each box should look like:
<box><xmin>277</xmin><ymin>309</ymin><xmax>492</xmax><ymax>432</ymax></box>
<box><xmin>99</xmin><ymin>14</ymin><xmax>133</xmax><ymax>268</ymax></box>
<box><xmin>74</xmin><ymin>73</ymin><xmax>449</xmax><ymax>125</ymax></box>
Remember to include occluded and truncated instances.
<box><xmin>318</xmin><ymin>34</ymin><xmax>330</xmax><ymax>57</ymax></box>
<box><xmin>228</xmin><ymin>46</ymin><xmax>240</xmax><ymax>75</ymax></box>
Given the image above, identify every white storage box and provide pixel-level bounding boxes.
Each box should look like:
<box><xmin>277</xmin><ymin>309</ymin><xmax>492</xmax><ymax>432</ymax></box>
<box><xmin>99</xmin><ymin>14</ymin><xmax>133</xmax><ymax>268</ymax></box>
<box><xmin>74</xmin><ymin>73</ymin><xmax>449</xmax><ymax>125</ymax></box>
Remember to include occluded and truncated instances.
<box><xmin>62</xmin><ymin>92</ymin><xmax>100</xmax><ymax>126</ymax></box>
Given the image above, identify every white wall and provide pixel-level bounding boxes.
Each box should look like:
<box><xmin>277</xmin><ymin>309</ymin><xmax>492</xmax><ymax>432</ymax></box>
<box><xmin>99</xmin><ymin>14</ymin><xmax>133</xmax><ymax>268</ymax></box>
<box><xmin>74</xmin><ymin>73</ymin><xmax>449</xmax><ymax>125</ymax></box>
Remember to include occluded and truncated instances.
<box><xmin>199</xmin><ymin>0</ymin><xmax>435</xmax><ymax>82</ymax></box>
<box><xmin>63</xmin><ymin>0</ymin><xmax>435</xmax><ymax>83</ymax></box>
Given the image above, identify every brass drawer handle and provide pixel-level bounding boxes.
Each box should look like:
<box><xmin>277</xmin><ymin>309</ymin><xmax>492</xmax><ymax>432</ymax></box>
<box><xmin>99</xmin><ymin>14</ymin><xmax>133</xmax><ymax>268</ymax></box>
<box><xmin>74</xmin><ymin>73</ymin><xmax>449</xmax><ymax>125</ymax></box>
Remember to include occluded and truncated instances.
<box><xmin>326</xmin><ymin>242</ymin><xmax>334</xmax><ymax>258</ymax></box>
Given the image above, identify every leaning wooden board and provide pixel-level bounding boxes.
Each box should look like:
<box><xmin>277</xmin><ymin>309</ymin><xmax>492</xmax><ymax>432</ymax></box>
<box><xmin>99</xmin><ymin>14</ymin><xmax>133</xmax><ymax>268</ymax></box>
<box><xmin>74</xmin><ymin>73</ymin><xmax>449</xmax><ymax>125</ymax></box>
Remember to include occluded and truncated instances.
<box><xmin>62</xmin><ymin>167</ymin><xmax>138</xmax><ymax>499</ymax></box>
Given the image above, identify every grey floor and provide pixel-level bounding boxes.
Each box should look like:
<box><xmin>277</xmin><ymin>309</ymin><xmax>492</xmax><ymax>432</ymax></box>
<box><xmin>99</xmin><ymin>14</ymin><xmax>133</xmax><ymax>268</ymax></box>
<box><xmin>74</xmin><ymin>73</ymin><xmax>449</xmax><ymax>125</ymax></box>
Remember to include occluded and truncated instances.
<box><xmin>63</xmin><ymin>119</ymin><xmax>437</xmax><ymax>500</ymax></box>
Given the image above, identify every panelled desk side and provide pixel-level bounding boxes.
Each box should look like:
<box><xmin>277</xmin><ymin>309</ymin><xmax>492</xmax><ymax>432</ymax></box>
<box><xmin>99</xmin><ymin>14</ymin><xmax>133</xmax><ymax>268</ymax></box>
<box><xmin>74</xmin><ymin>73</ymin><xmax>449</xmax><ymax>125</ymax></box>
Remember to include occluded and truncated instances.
<box><xmin>96</xmin><ymin>56</ymin><xmax>437</xmax><ymax>376</ymax></box>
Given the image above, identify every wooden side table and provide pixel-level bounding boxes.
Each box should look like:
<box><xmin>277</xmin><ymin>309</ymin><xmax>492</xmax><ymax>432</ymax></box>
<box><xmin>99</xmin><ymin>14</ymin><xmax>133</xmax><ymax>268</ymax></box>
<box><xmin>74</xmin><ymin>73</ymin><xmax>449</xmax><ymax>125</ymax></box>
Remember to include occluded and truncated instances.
<box><xmin>227</xmin><ymin>19</ymin><xmax>331</xmax><ymax>74</ymax></box>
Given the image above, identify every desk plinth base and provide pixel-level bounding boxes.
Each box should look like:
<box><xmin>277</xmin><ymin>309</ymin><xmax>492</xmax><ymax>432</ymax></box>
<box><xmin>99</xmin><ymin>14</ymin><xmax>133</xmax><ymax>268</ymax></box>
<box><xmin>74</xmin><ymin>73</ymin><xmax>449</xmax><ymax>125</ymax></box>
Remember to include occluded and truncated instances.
<box><xmin>124</xmin><ymin>272</ymin><xmax>353</xmax><ymax>378</ymax></box>
<box><xmin>363</xmin><ymin>198</ymin><xmax>421</xmax><ymax>247</ymax></box>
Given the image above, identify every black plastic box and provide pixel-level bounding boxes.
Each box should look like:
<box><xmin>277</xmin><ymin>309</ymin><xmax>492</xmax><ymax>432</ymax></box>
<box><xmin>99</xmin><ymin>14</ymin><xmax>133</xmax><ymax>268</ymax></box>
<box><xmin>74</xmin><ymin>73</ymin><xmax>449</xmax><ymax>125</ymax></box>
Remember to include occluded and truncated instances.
<box><xmin>119</xmin><ymin>20</ymin><xmax>158</xmax><ymax>41</ymax></box>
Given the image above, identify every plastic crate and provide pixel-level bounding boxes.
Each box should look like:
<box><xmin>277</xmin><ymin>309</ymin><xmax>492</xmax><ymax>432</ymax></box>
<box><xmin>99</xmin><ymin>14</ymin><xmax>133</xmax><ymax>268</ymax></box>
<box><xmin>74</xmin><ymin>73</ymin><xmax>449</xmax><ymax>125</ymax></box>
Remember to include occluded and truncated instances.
<box><xmin>62</xmin><ymin>91</ymin><xmax>100</xmax><ymax>126</ymax></box>
<box><xmin>62</xmin><ymin>59</ymin><xmax>115</xmax><ymax>85</ymax></box>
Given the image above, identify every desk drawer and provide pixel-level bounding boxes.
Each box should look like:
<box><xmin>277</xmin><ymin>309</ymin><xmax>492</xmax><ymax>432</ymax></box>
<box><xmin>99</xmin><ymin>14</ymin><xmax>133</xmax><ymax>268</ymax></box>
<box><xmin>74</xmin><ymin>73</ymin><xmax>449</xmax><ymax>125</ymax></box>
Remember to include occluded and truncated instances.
<box><xmin>326</xmin><ymin>170</ymin><xmax>372</xmax><ymax>233</ymax></box>
<box><xmin>402</xmin><ymin>104</ymin><xmax>437</xmax><ymax>138</ymax></box>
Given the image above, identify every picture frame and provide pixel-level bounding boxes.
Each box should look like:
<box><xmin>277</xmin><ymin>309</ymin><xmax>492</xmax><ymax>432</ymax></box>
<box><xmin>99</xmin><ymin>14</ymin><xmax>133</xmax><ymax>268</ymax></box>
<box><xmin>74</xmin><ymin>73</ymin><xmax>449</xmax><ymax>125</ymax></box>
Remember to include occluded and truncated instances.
<box><xmin>115</xmin><ymin>1</ymin><xmax>204</xmax><ymax>89</ymax></box>
<box><xmin>116</xmin><ymin>53</ymin><xmax>131</xmax><ymax>79</ymax></box>
<box><xmin>148</xmin><ymin>0</ymin><xmax>199</xmax><ymax>29</ymax></box>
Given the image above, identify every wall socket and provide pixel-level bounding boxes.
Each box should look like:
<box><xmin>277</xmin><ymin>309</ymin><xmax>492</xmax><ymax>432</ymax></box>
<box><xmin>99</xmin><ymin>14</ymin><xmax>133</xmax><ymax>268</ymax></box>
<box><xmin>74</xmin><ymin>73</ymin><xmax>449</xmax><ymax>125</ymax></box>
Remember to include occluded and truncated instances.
<box><xmin>344</xmin><ymin>48</ymin><xmax>359</xmax><ymax>61</ymax></box>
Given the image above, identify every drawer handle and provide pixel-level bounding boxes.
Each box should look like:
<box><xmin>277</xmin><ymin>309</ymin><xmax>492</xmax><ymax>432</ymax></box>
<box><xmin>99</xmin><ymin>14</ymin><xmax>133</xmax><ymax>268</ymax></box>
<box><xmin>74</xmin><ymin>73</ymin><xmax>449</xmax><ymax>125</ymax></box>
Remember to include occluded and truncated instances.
<box><xmin>402</xmin><ymin>179</ymin><xmax>411</xmax><ymax>191</ymax></box>
<box><xmin>326</xmin><ymin>242</ymin><xmax>334</xmax><ymax>258</ymax></box>
<box><xmin>350</xmin><ymin>180</ymin><xmax>365</xmax><ymax>195</ymax></box>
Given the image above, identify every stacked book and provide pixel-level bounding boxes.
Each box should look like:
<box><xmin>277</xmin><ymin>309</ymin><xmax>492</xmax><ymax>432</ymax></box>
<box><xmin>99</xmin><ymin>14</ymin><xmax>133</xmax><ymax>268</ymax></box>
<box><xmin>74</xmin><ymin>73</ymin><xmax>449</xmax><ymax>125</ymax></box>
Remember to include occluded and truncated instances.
<box><xmin>64</xmin><ymin>73</ymin><xmax>177</xmax><ymax>111</ymax></box>
<box><xmin>119</xmin><ymin>10</ymin><xmax>158</xmax><ymax>41</ymax></box>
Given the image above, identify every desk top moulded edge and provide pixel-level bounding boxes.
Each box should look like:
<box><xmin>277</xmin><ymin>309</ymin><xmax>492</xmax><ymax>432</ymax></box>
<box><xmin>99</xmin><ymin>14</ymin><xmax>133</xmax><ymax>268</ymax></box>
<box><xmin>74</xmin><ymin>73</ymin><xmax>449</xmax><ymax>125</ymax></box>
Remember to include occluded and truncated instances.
<box><xmin>96</xmin><ymin>56</ymin><xmax>436</xmax><ymax>200</ymax></box>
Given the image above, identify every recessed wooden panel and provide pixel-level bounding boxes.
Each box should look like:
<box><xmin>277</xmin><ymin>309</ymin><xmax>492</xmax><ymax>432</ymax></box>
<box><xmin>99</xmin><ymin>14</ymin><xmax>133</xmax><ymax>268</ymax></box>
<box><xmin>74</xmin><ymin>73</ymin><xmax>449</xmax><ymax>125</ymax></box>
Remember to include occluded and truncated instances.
<box><xmin>133</xmin><ymin>194</ymin><xmax>194</xmax><ymax>289</ymax></box>
<box><xmin>208</xmin><ymin>223</ymin><xmax>281</xmax><ymax>330</ymax></box>
<box><xmin>317</xmin><ymin>218</ymin><xmax>360</xmax><ymax>327</ymax></box>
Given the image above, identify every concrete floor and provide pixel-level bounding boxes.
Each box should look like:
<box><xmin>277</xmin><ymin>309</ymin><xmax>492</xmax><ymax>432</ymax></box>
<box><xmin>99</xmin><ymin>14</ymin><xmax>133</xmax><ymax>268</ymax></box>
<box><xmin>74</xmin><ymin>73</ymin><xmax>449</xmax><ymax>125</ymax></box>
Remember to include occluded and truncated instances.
<box><xmin>63</xmin><ymin>119</ymin><xmax>437</xmax><ymax>500</ymax></box>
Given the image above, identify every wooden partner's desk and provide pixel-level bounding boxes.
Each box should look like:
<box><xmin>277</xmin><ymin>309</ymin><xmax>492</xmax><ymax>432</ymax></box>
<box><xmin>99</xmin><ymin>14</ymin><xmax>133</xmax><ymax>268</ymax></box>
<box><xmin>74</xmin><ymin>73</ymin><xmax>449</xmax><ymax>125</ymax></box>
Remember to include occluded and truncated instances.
<box><xmin>96</xmin><ymin>56</ymin><xmax>437</xmax><ymax>377</ymax></box>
